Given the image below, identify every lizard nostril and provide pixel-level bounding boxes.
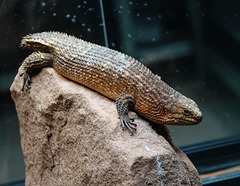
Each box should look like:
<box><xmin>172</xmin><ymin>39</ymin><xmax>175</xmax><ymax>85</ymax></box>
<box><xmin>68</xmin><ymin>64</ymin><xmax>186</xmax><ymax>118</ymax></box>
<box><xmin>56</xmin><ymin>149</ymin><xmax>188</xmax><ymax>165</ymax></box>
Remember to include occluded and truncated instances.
<box><xmin>196</xmin><ymin>112</ymin><xmax>203</xmax><ymax>122</ymax></box>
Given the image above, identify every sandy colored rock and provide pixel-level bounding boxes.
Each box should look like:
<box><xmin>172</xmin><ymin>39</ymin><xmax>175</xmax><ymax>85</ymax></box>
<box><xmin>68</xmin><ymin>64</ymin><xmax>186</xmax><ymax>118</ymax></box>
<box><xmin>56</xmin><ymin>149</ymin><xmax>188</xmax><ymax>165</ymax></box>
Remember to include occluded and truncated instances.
<box><xmin>10</xmin><ymin>67</ymin><xmax>201</xmax><ymax>185</ymax></box>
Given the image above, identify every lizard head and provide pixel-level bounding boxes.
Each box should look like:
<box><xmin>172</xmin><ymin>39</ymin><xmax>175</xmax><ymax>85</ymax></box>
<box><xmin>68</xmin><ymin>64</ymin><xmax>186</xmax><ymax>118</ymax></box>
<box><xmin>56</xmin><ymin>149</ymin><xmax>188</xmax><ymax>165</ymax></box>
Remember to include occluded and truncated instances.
<box><xmin>140</xmin><ymin>87</ymin><xmax>203</xmax><ymax>125</ymax></box>
<box><xmin>162</xmin><ymin>94</ymin><xmax>203</xmax><ymax>125</ymax></box>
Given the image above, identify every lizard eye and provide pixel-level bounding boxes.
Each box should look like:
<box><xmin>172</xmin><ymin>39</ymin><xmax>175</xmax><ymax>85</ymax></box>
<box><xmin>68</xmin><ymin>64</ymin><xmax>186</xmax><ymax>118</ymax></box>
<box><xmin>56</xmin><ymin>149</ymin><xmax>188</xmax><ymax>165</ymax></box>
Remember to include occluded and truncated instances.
<box><xmin>182</xmin><ymin>109</ymin><xmax>190</xmax><ymax>116</ymax></box>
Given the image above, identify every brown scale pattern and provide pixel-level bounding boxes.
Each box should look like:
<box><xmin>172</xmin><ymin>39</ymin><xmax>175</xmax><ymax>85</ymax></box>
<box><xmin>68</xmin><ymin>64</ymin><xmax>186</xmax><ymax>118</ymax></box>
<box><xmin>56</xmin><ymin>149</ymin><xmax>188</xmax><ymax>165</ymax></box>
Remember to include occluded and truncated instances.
<box><xmin>20</xmin><ymin>31</ymin><xmax>202</xmax><ymax>126</ymax></box>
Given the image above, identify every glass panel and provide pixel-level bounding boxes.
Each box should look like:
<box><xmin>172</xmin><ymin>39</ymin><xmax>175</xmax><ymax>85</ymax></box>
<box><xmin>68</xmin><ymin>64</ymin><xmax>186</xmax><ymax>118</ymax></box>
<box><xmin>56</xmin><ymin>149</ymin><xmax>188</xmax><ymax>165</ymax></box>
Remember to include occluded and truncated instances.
<box><xmin>1</xmin><ymin>0</ymin><xmax>240</xmax><ymax>184</ymax></box>
<box><xmin>104</xmin><ymin>0</ymin><xmax>240</xmax><ymax>147</ymax></box>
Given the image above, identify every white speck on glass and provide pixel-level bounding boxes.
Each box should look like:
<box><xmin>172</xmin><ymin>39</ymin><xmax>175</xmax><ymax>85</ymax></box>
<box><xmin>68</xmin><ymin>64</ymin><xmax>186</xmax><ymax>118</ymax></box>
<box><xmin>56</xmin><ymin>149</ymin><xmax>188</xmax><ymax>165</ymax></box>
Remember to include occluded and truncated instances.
<box><xmin>127</xmin><ymin>34</ymin><xmax>132</xmax><ymax>38</ymax></box>
<box><xmin>111</xmin><ymin>42</ymin><xmax>116</xmax><ymax>47</ymax></box>
<box><xmin>147</xmin><ymin>17</ymin><xmax>151</xmax><ymax>21</ymax></box>
<box><xmin>41</xmin><ymin>1</ymin><xmax>46</xmax><ymax>7</ymax></box>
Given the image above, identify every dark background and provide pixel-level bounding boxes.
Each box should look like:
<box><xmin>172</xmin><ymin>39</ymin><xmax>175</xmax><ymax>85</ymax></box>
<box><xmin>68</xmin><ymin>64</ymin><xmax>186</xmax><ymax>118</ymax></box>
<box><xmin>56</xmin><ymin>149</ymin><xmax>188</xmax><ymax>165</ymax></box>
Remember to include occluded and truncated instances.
<box><xmin>0</xmin><ymin>0</ymin><xmax>240</xmax><ymax>184</ymax></box>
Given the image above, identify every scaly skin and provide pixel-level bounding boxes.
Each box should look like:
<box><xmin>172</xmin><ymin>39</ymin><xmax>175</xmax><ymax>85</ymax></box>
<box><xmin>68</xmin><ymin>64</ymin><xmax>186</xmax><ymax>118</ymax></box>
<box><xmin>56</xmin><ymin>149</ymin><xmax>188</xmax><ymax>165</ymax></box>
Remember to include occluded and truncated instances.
<box><xmin>20</xmin><ymin>31</ymin><xmax>202</xmax><ymax>133</ymax></box>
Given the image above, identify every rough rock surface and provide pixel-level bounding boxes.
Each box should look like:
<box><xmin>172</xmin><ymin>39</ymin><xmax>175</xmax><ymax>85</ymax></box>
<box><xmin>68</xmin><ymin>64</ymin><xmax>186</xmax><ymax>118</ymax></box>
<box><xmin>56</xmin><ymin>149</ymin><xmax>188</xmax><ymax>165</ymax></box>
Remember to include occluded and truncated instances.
<box><xmin>10</xmin><ymin>67</ymin><xmax>202</xmax><ymax>186</ymax></box>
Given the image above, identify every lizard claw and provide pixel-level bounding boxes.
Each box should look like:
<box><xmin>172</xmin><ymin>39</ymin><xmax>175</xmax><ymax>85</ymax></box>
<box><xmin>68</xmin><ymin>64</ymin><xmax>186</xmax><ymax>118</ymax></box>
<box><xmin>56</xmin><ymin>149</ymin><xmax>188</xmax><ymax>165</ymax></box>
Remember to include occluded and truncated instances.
<box><xmin>120</xmin><ymin>115</ymin><xmax>137</xmax><ymax>135</ymax></box>
<box><xmin>20</xmin><ymin>71</ymin><xmax>31</xmax><ymax>91</ymax></box>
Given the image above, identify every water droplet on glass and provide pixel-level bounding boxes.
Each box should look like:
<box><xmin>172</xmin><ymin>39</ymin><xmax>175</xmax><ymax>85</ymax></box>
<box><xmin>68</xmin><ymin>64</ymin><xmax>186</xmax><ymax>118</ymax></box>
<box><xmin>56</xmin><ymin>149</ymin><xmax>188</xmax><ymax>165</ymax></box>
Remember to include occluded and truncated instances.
<box><xmin>83</xmin><ymin>1</ymin><xmax>87</xmax><ymax>4</ymax></box>
<box><xmin>136</xmin><ymin>13</ymin><xmax>140</xmax><ymax>17</ymax></box>
<box><xmin>77</xmin><ymin>5</ymin><xmax>81</xmax><ymax>8</ymax></box>
<box><xmin>87</xmin><ymin>28</ymin><xmax>91</xmax><ymax>32</ymax></box>
<box><xmin>147</xmin><ymin>17</ymin><xmax>151</xmax><ymax>21</ymax></box>
<box><xmin>53</xmin><ymin>13</ymin><xmax>56</xmax><ymax>16</ymax></box>
<box><xmin>66</xmin><ymin>14</ymin><xmax>70</xmax><ymax>18</ymax></box>
<box><xmin>88</xmin><ymin>8</ymin><xmax>94</xmax><ymax>11</ymax></box>
<box><xmin>41</xmin><ymin>1</ymin><xmax>46</xmax><ymax>7</ymax></box>
<box><xmin>82</xmin><ymin>23</ymin><xmax>86</xmax><ymax>27</ymax></box>
<box><xmin>152</xmin><ymin>38</ymin><xmax>156</xmax><ymax>42</ymax></box>
<box><xmin>127</xmin><ymin>34</ymin><xmax>132</xmax><ymax>38</ymax></box>
<box><xmin>119</xmin><ymin>5</ymin><xmax>123</xmax><ymax>9</ymax></box>
<box><xmin>73</xmin><ymin>15</ymin><xmax>76</xmax><ymax>18</ymax></box>
<box><xmin>129</xmin><ymin>1</ymin><xmax>133</xmax><ymax>5</ymax></box>
<box><xmin>144</xmin><ymin>3</ymin><xmax>148</xmax><ymax>6</ymax></box>
<box><xmin>111</xmin><ymin>42</ymin><xmax>116</xmax><ymax>47</ymax></box>
<box><xmin>71</xmin><ymin>18</ymin><xmax>76</xmax><ymax>23</ymax></box>
<box><xmin>42</xmin><ymin>11</ymin><xmax>45</xmax><ymax>14</ymax></box>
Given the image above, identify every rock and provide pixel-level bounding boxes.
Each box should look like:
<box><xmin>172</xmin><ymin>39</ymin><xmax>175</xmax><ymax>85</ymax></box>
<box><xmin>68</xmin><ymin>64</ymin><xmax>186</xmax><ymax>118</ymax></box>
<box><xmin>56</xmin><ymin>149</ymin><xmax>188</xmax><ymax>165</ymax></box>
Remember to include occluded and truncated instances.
<box><xmin>10</xmin><ymin>67</ymin><xmax>202</xmax><ymax>186</ymax></box>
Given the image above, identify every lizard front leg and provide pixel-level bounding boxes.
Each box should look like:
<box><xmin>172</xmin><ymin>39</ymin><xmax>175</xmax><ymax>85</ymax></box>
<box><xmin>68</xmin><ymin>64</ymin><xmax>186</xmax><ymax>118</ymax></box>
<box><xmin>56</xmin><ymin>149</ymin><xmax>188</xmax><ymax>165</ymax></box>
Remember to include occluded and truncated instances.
<box><xmin>20</xmin><ymin>51</ymin><xmax>53</xmax><ymax>91</ymax></box>
<box><xmin>116</xmin><ymin>93</ymin><xmax>136</xmax><ymax>134</ymax></box>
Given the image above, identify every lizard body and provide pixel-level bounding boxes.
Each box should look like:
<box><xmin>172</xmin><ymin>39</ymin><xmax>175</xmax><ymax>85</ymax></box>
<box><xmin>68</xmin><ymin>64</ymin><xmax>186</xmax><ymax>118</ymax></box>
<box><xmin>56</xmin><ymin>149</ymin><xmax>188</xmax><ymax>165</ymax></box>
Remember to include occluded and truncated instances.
<box><xmin>20</xmin><ymin>31</ymin><xmax>202</xmax><ymax>133</ymax></box>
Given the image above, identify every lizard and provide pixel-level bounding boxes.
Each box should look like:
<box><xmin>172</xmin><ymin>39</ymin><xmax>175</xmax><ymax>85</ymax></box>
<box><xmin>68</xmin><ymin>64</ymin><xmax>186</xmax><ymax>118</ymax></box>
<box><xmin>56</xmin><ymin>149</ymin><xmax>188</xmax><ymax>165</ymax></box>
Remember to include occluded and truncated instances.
<box><xmin>20</xmin><ymin>31</ymin><xmax>202</xmax><ymax>134</ymax></box>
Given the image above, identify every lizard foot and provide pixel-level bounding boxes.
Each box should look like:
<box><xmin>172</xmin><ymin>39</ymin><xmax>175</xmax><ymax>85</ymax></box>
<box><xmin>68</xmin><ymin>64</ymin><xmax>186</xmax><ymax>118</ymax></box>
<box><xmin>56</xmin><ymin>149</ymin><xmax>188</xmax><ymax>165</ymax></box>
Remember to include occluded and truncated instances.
<box><xmin>20</xmin><ymin>71</ymin><xmax>31</xmax><ymax>91</ymax></box>
<box><xmin>120</xmin><ymin>115</ymin><xmax>137</xmax><ymax>135</ymax></box>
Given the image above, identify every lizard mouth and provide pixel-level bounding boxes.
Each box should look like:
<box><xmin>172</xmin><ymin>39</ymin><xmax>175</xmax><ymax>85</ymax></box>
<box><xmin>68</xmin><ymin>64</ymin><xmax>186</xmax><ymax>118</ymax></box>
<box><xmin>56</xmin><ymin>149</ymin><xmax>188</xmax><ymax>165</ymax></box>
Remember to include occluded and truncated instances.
<box><xmin>179</xmin><ymin>114</ymin><xmax>203</xmax><ymax>125</ymax></box>
<box><xmin>170</xmin><ymin>111</ymin><xmax>203</xmax><ymax>125</ymax></box>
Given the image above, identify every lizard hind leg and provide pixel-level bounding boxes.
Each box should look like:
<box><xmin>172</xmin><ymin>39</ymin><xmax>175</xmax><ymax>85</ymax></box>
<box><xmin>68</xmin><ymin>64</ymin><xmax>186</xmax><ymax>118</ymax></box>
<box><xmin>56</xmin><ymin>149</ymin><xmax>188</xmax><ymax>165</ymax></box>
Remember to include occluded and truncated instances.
<box><xmin>20</xmin><ymin>51</ymin><xmax>53</xmax><ymax>91</ymax></box>
<box><xmin>116</xmin><ymin>93</ymin><xmax>137</xmax><ymax>134</ymax></box>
